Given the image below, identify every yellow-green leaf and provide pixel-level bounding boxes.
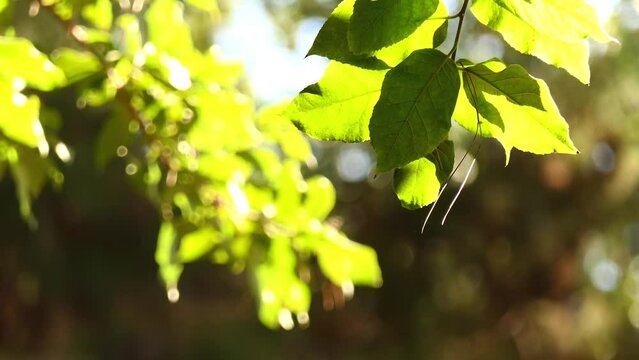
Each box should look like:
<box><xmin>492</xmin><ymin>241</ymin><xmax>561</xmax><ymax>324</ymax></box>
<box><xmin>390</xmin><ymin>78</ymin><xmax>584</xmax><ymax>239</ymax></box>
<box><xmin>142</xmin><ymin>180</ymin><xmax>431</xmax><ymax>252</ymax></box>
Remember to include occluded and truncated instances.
<box><xmin>316</xmin><ymin>226</ymin><xmax>382</xmax><ymax>287</ymax></box>
<box><xmin>0</xmin><ymin>37</ymin><xmax>65</xmax><ymax>91</ymax></box>
<box><xmin>470</xmin><ymin>0</ymin><xmax>616</xmax><ymax>84</ymax></box>
<box><xmin>393</xmin><ymin>140</ymin><xmax>454</xmax><ymax>209</ymax></box>
<box><xmin>155</xmin><ymin>222</ymin><xmax>183</xmax><ymax>287</ymax></box>
<box><xmin>308</xmin><ymin>0</ymin><xmax>448</xmax><ymax>67</ymax></box>
<box><xmin>303</xmin><ymin>176</ymin><xmax>336</xmax><ymax>220</ymax></box>
<box><xmin>0</xmin><ymin>81</ymin><xmax>44</xmax><ymax>148</ymax></box>
<box><xmin>453</xmin><ymin>59</ymin><xmax>578</xmax><ymax>163</ymax></box>
<box><xmin>51</xmin><ymin>48</ymin><xmax>101</xmax><ymax>83</ymax></box>
<box><xmin>82</xmin><ymin>0</ymin><xmax>113</xmax><ymax>31</ymax></box>
<box><xmin>349</xmin><ymin>0</ymin><xmax>439</xmax><ymax>54</ymax></box>
<box><xmin>179</xmin><ymin>227</ymin><xmax>219</xmax><ymax>262</ymax></box>
<box><xmin>287</xmin><ymin>61</ymin><xmax>387</xmax><ymax>142</ymax></box>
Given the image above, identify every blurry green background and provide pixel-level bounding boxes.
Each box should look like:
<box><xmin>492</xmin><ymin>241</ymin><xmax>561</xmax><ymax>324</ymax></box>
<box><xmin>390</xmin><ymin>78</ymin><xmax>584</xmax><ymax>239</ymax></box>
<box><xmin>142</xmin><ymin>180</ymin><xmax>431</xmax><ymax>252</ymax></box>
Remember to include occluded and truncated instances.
<box><xmin>1</xmin><ymin>0</ymin><xmax>639</xmax><ymax>358</ymax></box>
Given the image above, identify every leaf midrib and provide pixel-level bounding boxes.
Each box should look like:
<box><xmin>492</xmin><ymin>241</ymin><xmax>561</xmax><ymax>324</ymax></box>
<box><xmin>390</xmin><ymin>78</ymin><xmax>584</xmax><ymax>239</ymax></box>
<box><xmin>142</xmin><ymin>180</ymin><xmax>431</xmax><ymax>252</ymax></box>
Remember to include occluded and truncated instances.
<box><xmin>466</xmin><ymin>67</ymin><xmax>529</xmax><ymax>107</ymax></box>
<box><xmin>388</xmin><ymin>55</ymin><xmax>449</xmax><ymax>152</ymax></box>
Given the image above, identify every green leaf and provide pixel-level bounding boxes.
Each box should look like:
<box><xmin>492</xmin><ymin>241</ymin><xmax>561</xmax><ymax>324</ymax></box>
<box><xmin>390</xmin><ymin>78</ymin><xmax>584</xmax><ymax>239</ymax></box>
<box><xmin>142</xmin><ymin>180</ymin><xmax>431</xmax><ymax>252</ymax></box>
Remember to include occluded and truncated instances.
<box><xmin>393</xmin><ymin>140</ymin><xmax>454</xmax><ymax>209</ymax></box>
<box><xmin>0</xmin><ymin>36</ymin><xmax>65</xmax><ymax>91</ymax></box>
<box><xmin>373</xmin><ymin>0</ymin><xmax>448</xmax><ymax>67</ymax></box>
<box><xmin>245</xmin><ymin>147</ymin><xmax>283</xmax><ymax>182</ymax></box>
<box><xmin>256</xmin><ymin>104</ymin><xmax>313</xmax><ymax>164</ymax></box>
<box><xmin>51</xmin><ymin>48</ymin><xmax>101</xmax><ymax>83</ymax></box>
<box><xmin>184</xmin><ymin>0</ymin><xmax>220</xmax><ymax>17</ymax></box>
<box><xmin>452</xmin><ymin>59</ymin><xmax>578</xmax><ymax>162</ymax></box>
<box><xmin>189</xmin><ymin>91</ymin><xmax>258</xmax><ymax>153</ymax></box>
<box><xmin>256</xmin><ymin>237</ymin><xmax>311</xmax><ymax>328</ymax></box>
<box><xmin>9</xmin><ymin>147</ymin><xmax>49</xmax><ymax>226</ymax></box>
<box><xmin>470</xmin><ymin>0</ymin><xmax>616</xmax><ymax>84</ymax></box>
<box><xmin>316</xmin><ymin>226</ymin><xmax>382</xmax><ymax>287</ymax></box>
<box><xmin>116</xmin><ymin>14</ymin><xmax>142</xmax><ymax>54</ymax></box>
<box><xmin>78</xmin><ymin>27</ymin><xmax>112</xmax><ymax>44</ymax></box>
<box><xmin>145</xmin><ymin>0</ymin><xmax>194</xmax><ymax>61</ymax></box>
<box><xmin>155</xmin><ymin>221</ymin><xmax>183</xmax><ymax>288</ymax></box>
<box><xmin>95</xmin><ymin>105</ymin><xmax>132</xmax><ymax>168</ymax></box>
<box><xmin>0</xmin><ymin>82</ymin><xmax>44</xmax><ymax>148</ymax></box>
<box><xmin>81</xmin><ymin>0</ymin><xmax>113</xmax><ymax>31</ymax></box>
<box><xmin>303</xmin><ymin>176</ymin><xmax>336</xmax><ymax>220</ymax></box>
<box><xmin>349</xmin><ymin>0</ymin><xmax>439</xmax><ymax>54</ymax></box>
<box><xmin>274</xmin><ymin>161</ymin><xmax>304</xmax><ymax>223</ymax></box>
<box><xmin>370</xmin><ymin>49</ymin><xmax>460</xmax><ymax>172</ymax></box>
<box><xmin>307</xmin><ymin>0</ymin><xmax>375</xmax><ymax>66</ymax></box>
<box><xmin>308</xmin><ymin>0</ymin><xmax>447</xmax><ymax>67</ymax></box>
<box><xmin>179</xmin><ymin>227</ymin><xmax>219</xmax><ymax>262</ymax></box>
<box><xmin>287</xmin><ymin>61</ymin><xmax>387</xmax><ymax>142</ymax></box>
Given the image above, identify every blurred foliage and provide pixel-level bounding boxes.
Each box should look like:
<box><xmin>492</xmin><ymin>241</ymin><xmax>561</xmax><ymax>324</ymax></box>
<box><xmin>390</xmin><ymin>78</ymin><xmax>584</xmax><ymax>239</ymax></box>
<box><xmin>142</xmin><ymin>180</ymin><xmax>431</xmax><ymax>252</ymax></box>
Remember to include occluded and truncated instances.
<box><xmin>0</xmin><ymin>0</ymin><xmax>638</xmax><ymax>359</ymax></box>
<box><xmin>0</xmin><ymin>0</ymin><xmax>381</xmax><ymax>332</ymax></box>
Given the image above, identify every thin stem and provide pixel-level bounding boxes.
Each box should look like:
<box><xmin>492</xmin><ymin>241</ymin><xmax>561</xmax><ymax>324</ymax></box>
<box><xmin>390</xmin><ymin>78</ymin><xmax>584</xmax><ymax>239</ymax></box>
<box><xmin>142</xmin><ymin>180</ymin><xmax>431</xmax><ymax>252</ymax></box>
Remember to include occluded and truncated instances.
<box><xmin>441</xmin><ymin>157</ymin><xmax>475</xmax><ymax>225</ymax></box>
<box><xmin>449</xmin><ymin>0</ymin><xmax>470</xmax><ymax>60</ymax></box>
<box><xmin>439</xmin><ymin>66</ymin><xmax>484</xmax><ymax>225</ymax></box>
<box><xmin>421</xmin><ymin>183</ymin><xmax>447</xmax><ymax>233</ymax></box>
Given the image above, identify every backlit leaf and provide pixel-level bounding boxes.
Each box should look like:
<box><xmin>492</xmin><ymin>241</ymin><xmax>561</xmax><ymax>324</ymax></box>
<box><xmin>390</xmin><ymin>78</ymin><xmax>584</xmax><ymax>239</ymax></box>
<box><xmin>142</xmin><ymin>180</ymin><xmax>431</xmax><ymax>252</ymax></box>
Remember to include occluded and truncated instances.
<box><xmin>393</xmin><ymin>140</ymin><xmax>454</xmax><ymax>209</ymax></box>
<box><xmin>303</xmin><ymin>176</ymin><xmax>336</xmax><ymax>220</ymax></box>
<box><xmin>256</xmin><ymin>237</ymin><xmax>311</xmax><ymax>328</ymax></box>
<box><xmin>51</xmin><ymin>48</ymin><xmax>101</xmax><ymax>83</ymax></box>
<box><xmin>179</xmin><ymin>227</ymin><xmax>219</xmax><ymax>262</ymax></box>
<box><xmin>373</xmin><ymin>0</ymin><xmax>448</xmax><ymax>67</ymax></box>
<box><xmin>470</xmin><ymin>0</ymin><xmax>616</xmax><ymax>84</ymax></box>
<box><xmin>0</xmin><ymin>36</ymin><xmax>65</xmax><ymax>91</ymax></box>
<box><xmin>189</xmin><ymin>90</ymin><xmax>258</xmax><ymax>152</ymax></box>
<box><xmin>316</xmin><ymin>225</ymin><xmax>382</xmax><ymax>287</ymax></box>
<box><xmin>9</xmin><ymin>147</ymin><xmax>49</xmax><ymax>226</ymax></box>
<box><xmin>287</xmin><ymin>61</ymin><xmax>387</xmax><ymax>142</ymax></box>
<box><xmin>155</xmin><ymin>221</ymin><xmax>183</xmax><ymax>287</ymax></box>
<box><xmin>0</xmin><ymin>82</ymin><xmax>42</xmax><ymax>147</ymax></box>
<box><xmin>349</xmin><ymin>0</ymin><xmax>439</xmax><ymax>54</ymax></box>
<box><xmin>145</xmin><ymin>0</ymin><xmax>194</xmax><ymax>61</ymax></box>
<box><xmin>453</xmin><ymin>59</ymin><xmax>578</xmax><ymax>163</ymax></box>
<box><xmin>308</xmin><ymin>0</ymin><xmax>447</xmax><ymax>67</ymax></box>
<box><xmin>256</xmin><ymin>104</ymin><xmax>313</xmax><ymax>164</ymax></box>
<box><xmin>274</xmin><ymin>161</ymin><xmax>304</xmax><ymax>223</ymax></box>
<box><xmin>370</xmin><ymin>49</ymin><xmax>459</xmax><ymax>172</ymax></box>
<box><xmin>81</xmin><ymin>0</ymin><xmax>113</xmax><ymax>31</ymax></box>
<box><xmin>184</xmin><ymin>0</ymin><xmax>220</xmax><ymax>17</ymax></box>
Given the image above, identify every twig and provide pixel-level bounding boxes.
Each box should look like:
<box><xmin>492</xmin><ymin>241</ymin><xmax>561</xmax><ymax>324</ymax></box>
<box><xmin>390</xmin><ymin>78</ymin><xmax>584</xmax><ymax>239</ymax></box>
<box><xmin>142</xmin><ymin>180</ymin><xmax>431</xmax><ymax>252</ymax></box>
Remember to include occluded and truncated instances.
<box><xmin>449</xmin><ymin>0</ymin><xmax>470</xmax><ymax>60</ymax></box>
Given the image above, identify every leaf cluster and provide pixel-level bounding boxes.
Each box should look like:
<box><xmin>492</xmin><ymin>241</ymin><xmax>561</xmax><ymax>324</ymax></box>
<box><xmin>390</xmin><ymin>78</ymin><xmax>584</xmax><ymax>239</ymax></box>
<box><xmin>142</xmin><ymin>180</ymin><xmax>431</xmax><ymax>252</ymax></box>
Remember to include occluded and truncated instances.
<box><xmin>0</xmin><ymin>0</ymin><xmax>381</xmax><ymax>329</ymax></box>
<box><xmin>288</xmin><ymin>0</ymin><xmax>613</xmax><ymax>209</ymax></box>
